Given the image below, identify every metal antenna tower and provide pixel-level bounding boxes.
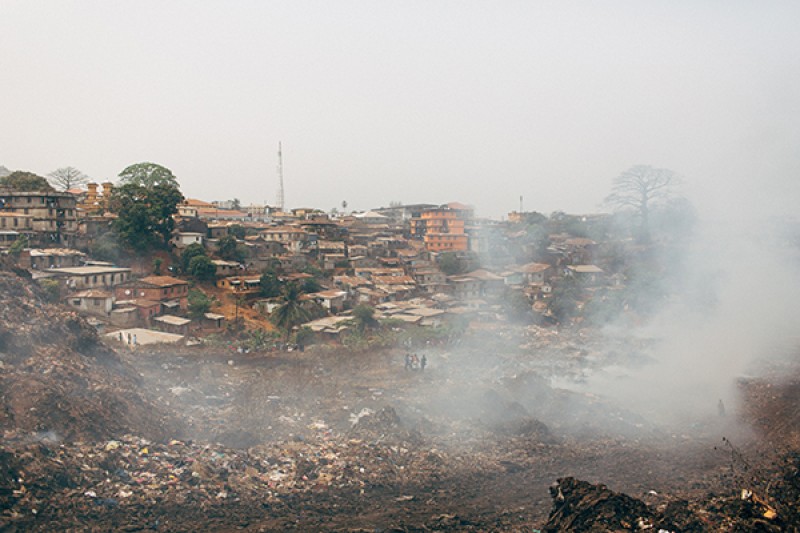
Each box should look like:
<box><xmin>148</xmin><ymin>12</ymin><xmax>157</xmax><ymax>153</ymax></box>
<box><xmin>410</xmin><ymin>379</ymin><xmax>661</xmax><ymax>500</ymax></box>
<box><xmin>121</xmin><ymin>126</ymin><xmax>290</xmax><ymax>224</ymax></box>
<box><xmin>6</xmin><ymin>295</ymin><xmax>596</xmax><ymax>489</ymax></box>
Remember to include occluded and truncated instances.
<box><xmin>276</xmin><ymin>142</ymin><xmax>285</xmax><ymax>212</ymax></box>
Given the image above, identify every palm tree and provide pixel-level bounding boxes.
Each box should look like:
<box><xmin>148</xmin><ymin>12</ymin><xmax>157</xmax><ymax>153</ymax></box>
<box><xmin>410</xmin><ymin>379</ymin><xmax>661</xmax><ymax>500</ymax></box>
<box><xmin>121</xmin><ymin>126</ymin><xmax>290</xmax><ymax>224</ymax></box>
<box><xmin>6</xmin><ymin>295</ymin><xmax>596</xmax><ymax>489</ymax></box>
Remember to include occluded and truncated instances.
<box><xmin>270</xmin><ymin>284</ymin><xmax>314</xmax><ymax>339</ymax></box>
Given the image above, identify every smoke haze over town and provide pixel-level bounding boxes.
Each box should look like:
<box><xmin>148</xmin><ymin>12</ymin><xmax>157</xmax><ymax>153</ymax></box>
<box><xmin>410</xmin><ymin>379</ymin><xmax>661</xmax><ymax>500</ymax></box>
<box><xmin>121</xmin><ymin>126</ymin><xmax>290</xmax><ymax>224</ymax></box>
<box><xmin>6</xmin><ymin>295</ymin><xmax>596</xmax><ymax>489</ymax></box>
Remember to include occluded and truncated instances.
<box><xmin>2</xmin><ymin>1</ymin><xmax>799</xmax><ymax>218</ymax></box>
<box><xmin>3</xmin><ymin>2</ymin><xmax>800</xmax><ymax>531</ymax></box>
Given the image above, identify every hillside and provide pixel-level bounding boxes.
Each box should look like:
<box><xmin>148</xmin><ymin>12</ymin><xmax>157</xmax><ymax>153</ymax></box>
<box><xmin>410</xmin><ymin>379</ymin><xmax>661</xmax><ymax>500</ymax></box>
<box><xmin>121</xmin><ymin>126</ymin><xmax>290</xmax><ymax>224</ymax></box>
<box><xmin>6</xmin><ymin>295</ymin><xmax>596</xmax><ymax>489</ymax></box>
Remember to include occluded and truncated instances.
<box><xmin>0</xmin><ymin>270</ymin><xmax>174</xmax><ymax>442</ymax></box>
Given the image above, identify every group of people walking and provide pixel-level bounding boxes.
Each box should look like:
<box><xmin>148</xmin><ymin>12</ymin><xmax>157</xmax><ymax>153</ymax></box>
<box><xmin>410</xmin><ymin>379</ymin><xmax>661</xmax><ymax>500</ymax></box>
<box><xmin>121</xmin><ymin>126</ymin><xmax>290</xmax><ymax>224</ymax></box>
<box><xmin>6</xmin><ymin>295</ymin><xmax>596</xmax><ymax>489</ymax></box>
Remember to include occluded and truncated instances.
<box><xmin>404</xmin><ymin>353</ymin><xmax>427</xmax><ymax>371</ymax></box>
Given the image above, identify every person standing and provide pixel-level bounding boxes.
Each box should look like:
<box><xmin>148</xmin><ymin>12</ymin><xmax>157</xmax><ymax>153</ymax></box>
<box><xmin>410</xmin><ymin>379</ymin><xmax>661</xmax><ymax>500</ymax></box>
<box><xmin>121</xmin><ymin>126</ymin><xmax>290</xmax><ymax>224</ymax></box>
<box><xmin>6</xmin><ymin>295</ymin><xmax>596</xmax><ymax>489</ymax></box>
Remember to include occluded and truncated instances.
<box><xmin>421</xmin><ymin>354</ymin><xmax>427</xmax><ymax>372</ymax></box>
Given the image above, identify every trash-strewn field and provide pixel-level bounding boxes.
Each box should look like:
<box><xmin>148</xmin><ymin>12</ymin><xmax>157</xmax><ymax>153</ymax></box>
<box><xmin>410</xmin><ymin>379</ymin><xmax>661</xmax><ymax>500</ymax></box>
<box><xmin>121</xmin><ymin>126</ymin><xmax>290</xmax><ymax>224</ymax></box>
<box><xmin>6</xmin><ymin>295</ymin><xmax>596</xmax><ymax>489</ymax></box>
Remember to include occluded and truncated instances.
<box><xmin>2</xmin><ymin>270</ymin><xmax>800</xmax><ymax>531</ymax></box>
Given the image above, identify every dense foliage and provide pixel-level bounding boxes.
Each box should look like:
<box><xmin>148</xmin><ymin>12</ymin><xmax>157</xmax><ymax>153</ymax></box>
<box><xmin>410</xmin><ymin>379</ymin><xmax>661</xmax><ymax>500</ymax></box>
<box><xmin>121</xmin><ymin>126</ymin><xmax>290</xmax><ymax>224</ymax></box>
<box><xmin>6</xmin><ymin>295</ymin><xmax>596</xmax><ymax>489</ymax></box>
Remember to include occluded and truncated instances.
<box><xmin>110</xmin><ymin>181</ymin><xmax>184</xmax><ymax>252</ymax></box>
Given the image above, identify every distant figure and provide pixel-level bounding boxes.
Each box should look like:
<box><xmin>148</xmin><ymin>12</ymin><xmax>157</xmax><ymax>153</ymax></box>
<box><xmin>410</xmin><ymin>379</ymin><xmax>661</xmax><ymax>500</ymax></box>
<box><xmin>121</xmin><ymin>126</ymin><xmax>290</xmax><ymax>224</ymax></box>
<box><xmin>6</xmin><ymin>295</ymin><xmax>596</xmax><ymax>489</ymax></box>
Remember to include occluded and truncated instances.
<box><xmin>411</xmin><ymin>353</ymin><xmax>419</xmax><ymax>370</ymax></box>
<box><xmin>420</xmin><ymin>354</ymin><xmax>427</xmax><ymax>372</ymax></box>
<box><xmin>404</xmin><ymin>353</ymin><xmax>411</xmax><ymax>371</ymax></box>
<box><xmin>718</xmin><ymin>399</ymin><xmax>726</xmax><ymax>417</ymax></box>
<box><xmin>132</xmin><ymin>334</ymin><xmax>137</xmax><ymax>346</ymax></box>
<box><xmin>118</xmin><ymin>332</ymin><xmax>123</xmax><ymax>343</ymax></box>
<box><xmin>127</xmin><ymin>333</ymin><xmax>131</xmax><ymax>345</ymax></box>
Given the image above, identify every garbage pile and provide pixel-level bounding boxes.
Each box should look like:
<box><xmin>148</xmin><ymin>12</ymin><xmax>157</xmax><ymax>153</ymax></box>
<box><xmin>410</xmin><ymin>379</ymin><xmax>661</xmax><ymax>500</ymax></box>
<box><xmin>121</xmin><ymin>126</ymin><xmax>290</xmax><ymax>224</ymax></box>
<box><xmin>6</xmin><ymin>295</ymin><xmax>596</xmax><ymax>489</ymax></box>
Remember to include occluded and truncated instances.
<box><xmin>0</xmin><ymin>271</ymin><xmax>172</xmax><ymax>442</ymax></box>
<box><xmin>0</xmin><ymin>426</ymin><xmax>453</xmax><ymax>530</ymax></box>
<box><xmin>542</xmin><ymin>470</ymin><xmax>800</xmax><ymax>532</ymax></box>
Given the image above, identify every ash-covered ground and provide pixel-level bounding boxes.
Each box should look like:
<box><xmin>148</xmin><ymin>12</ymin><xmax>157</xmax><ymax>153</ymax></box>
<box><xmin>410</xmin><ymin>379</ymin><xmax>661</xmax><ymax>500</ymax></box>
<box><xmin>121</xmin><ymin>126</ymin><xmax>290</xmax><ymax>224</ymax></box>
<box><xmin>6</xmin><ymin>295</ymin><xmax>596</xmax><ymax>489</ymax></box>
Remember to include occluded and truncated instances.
<box><xmin>2</xmin><ymin>272</ymin><xmax>800</xmax><ymax>531</ymax></box>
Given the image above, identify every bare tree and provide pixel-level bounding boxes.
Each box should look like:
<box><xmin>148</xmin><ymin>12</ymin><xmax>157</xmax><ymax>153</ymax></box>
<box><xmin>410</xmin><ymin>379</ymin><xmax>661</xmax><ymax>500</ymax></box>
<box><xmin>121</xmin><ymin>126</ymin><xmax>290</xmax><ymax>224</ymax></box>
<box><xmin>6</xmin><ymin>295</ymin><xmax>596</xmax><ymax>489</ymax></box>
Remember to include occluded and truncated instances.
<box><xmin>605</xmin><ymin>165</ymin><xmax>678</xmax><ymax>241</ymax></box>
<box><xmin>48</xmin><ymin>166</ymin><xmax>89</xmax><ymax>190</ymax></box>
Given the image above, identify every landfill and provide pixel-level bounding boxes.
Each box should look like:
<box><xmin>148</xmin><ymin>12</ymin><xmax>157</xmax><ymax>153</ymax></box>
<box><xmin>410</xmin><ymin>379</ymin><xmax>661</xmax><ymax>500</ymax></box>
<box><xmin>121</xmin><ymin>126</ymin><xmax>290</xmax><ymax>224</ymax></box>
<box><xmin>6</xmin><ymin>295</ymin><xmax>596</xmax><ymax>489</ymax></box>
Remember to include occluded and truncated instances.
<box><xmin>2</xmin><ymin>269</ymin><xmax>800</xmax><ymax>530</ymax></box>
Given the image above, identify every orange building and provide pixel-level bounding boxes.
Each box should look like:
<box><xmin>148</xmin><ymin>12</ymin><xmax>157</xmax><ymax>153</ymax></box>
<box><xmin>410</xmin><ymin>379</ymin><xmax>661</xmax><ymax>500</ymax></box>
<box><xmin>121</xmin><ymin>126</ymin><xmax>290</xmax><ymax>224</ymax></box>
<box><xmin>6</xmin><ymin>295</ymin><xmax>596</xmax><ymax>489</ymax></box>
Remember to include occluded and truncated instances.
<box><xmin>77</xmin><ymin>182</ymin><xmax>114</xmax><ymax>214</ymax></box>
<box><xmin>411</xmin><ymin>208</ymin><xmax>469</xmax><ymax>252</ymax></box>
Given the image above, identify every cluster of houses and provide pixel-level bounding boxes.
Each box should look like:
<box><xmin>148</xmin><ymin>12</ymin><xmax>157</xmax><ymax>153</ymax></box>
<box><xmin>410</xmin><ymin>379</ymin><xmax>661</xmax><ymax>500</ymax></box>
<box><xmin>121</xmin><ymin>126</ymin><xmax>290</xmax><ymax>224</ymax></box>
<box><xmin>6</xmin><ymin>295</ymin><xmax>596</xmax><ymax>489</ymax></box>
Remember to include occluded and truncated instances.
<box><xmin>1</xmin><ymin>182</ymin><xmax>621</xmax><ymax>343</ymax></box>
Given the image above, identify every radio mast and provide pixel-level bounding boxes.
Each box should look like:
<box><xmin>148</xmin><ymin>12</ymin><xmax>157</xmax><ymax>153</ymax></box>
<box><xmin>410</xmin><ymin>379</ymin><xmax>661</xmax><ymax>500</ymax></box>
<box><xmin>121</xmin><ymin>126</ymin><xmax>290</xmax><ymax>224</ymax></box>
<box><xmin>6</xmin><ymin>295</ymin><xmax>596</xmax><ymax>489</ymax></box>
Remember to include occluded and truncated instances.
<box><xmin>276</xmin><ymin>142</ymin><xmax>285</xmax><ymax>212</ymax></box>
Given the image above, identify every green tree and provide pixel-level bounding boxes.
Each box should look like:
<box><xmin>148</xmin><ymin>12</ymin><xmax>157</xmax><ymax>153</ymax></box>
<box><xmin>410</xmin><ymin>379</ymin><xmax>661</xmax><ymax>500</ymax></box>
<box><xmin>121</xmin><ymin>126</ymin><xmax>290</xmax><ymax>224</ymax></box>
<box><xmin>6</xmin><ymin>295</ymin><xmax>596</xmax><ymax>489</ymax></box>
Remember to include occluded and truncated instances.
<box><xmin>188</xmin><ymin>254</ymin><xmax>216</xmax><ymax>281</ymax></box>
<box><xmin>271</xmin><ymin>284</ymin><xmax>314</xmax><ymax>339</ymax></box>
<box><xmin>300</xmin><ymin>277</ymin><xmax>321</xmax><ymax>294</ymax></box>
<box><xmin>351</xmin><ymin>304</ymin><xmax>379</xmax><ymax>334</ymax></box>
<box><xmin>48</xmin><ymin>166</ymin><xmax>89</xmax><ymax>190</ymax></box>
<box><xmin>0</xmin><ymin>171</ymin><xmax>53</xmax><ymax>191</ymax></box>
<box><xmin>118</xmin><ymin>162</ymin><xmax>179</xmax><ymax>188</ymax></box>
<box><xmin>181</xmin><ymin>243</ymin><xmax>207</xmax><ymax>273</ymax></box>
<box><xmin>228</xmin><ymin>224</ymin><xmax>245</xmax><ymax>239</ymax></box>
<box><xmin>438</xmin><ymin>252</ymin><xmax>463</xmax><ymax>276</ymax></box>
<box><xmin>152</xmin><ymin>257</ymin><xmax>163</xmax><ymax>275</ymax></box>
<box><xmin>110</xmin><ymin>181</ymin><xmax>184</xmax><ymax>252</ymax></box>
<box><xmin>259</xmin><ymin>269</ymin><xmax>281</xmax><ymax>298</ymax></box>
<box><xmin>217</xmin><ymin>235</ymin><xmax>239</xmax><ymax>261</ymax></box>
<box><xmin>188</xmin><ymin>288</ymin><xmax>214</xmax><ymax>319</ymax></box>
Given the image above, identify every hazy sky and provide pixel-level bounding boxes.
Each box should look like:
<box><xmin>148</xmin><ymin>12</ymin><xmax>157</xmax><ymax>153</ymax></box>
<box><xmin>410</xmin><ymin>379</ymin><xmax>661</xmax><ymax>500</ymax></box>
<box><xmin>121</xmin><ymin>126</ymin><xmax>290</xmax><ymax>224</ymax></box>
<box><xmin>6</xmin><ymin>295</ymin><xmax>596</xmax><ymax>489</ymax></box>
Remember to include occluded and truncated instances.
<box><xmin>2</xmin><ymin>1</ymin><xmax>798</xmax><ymax>218</ymax></box>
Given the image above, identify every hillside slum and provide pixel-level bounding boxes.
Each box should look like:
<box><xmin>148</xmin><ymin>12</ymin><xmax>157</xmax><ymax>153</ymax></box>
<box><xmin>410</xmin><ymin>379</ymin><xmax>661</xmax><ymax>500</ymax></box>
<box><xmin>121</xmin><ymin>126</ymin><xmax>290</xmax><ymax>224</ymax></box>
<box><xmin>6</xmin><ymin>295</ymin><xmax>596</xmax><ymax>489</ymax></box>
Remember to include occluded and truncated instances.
<box><xmin>2</xmin><ymin>269</ymin><xmax>800</xmax><ymax>531</ymax></box>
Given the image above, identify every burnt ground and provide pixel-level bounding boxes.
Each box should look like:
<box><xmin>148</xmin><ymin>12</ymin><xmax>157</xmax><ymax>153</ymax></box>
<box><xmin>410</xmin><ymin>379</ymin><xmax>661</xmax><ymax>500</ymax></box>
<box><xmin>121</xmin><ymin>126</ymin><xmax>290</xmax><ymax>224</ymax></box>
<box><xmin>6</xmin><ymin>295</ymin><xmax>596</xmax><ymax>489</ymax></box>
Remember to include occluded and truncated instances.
<box><xmin>1</xmin><ymin>270</ymin><xmax>799</xmax><ymax>530</ymax></box>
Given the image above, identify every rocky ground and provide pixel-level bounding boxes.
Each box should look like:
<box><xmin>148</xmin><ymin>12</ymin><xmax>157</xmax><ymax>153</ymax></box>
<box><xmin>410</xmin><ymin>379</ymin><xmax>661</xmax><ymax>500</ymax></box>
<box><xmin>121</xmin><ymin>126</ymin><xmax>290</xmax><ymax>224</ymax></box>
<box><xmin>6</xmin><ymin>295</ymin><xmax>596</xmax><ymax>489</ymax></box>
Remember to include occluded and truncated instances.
<box><xmin>1</xmin><ymin>269</ymin><xmax>800</xmax><ymax>531</ymax></box>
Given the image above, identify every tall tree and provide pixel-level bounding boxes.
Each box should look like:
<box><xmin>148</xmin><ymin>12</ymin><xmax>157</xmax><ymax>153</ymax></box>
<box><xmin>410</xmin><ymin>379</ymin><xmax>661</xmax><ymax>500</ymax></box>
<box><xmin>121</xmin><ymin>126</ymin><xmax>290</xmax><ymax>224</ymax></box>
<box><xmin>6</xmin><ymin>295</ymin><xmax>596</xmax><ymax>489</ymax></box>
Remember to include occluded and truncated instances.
<box><xmin>109</xmin><ymin>181</ymin><xmax>184</xmax><ymax>252</ymax></box>
<box><xmin>118</xmin><ymin>162</ymin><xmax>179</xmax><ymax>188</ymax></box>
<box><xmin>48</xmin><ymin>166</ymin><xmax>89</xmax><ymax>190</ymax></box>
<box><xmin>604</xmin><ymin>165</ymin><xmax>679</xmax><ymax>242</ymax></box>
<box><xmin>0</xmin><ymin>171</ymin><xmax>53</xmax><ymax>191</ymax></box>
<box><xmin>271</xmin><ymin>284</ymin><xmax>314</xmax><ymax>339</ymax></box>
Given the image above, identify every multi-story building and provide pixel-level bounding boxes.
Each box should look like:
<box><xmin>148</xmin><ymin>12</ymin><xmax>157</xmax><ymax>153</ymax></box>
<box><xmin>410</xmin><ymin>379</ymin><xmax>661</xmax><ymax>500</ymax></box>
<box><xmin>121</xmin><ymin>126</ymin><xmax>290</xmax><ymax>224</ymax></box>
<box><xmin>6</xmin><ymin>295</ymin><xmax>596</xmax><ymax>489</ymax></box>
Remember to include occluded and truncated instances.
<box><xmin>114</xmin><ymin>275</ymin><xmax>189</xmax><ymax>312</ymax></box>
<box><xmin>411</xmin><ymin>207</ymin><xmax>469</xmax><ymax>253</ymax></box>
<box><xmin>76</xmin><ymin>182</ymin><xmax>114</xmax><ymax>214</ymax></box>
<box><xmin>0</xmin><ymin>190</ymin><xmax>79</xmax><ymax>246</ymax></box>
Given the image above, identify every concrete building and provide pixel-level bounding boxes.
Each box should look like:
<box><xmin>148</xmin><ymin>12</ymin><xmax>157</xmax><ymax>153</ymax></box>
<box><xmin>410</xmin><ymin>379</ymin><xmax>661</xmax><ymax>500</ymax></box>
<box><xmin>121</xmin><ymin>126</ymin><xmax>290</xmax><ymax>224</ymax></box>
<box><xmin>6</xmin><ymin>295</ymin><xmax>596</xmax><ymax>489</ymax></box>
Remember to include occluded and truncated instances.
<box><xmin>411</xmin><ymin>208</ymin><xmax>469</xmax><ymax>252</ymax></box>
<box><xmin>114</xmin><ymin>276</ymin><xmax>189</xmax><ymax>312</ymax></box>
<box><xmin>0</xmin><ymin>190</ymin><xmax>78</xmax><ymax>246</ymax></box>
<box><xmin>46</xmin><ymin>266</ymin><xmax>132</xmax><ymax>290</ymax></box>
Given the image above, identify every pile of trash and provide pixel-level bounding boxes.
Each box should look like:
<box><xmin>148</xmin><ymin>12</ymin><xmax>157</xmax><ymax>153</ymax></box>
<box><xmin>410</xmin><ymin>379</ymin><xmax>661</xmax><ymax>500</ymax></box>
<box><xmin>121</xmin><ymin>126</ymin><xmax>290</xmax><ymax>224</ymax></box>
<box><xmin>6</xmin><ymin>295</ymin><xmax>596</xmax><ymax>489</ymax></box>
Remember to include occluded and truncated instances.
<box><xmin>0</xmin><ymin>427</ymin><xmax>450</xmax><ymax>530</ymax></box>
<box><xmin>0</xmin><ymin>271</ymin><xmax>172</xmax><ymax>442</ymax></box>
<box><xmin>542</xmin><ymin>470</ymin><xmax>800</xmax><ymax>532</ymax></box>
